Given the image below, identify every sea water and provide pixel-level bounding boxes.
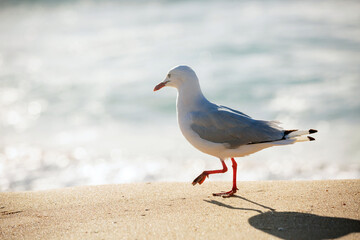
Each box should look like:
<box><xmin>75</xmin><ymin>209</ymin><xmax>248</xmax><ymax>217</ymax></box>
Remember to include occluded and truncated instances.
<box><xmin>0</xmin><ymin>0</ymin><xmax>359</xmax><ymax>191</ymax></box>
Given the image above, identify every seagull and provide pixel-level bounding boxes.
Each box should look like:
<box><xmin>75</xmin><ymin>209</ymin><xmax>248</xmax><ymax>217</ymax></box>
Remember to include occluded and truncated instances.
<box><xmin>154</xmin><ymin>65</ymin><xmax>317</xmax><ymax>197</ymax></box>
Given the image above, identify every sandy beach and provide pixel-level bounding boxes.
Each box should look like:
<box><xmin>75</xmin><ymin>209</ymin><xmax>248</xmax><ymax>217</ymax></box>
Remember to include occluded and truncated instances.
<box><xmin>1</xmin><ymin>179</ymin><xmax>359</xmax><ymax>239</ymax></box>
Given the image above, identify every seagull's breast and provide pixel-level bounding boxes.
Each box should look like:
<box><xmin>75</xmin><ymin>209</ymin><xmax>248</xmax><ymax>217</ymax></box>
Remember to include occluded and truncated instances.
<box><xmin>175</xmin><ymin>82</ymin><xmax>232</xmax><ymax>159</ymax></box>
<box><xmin>177</xmin><ymin>106</ymin><xmax>227</xmax><ymax>158</ymax></box>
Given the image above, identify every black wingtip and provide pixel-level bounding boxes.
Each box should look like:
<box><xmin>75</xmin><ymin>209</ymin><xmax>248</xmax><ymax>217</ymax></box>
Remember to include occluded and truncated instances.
<box><xmin>308</xmin><ymin>136</ymin><xmax>315</xmax><ymax>141</ymax></box>
<box><xmin>309</xmin><ymin>129</ymin><xmax>318</xmax><ymax>134</ymax></box>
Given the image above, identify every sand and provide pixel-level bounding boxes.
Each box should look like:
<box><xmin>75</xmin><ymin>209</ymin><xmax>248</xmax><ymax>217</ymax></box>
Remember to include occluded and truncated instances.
<box><xmin>1</xmin><ymin>179</ymin><xmax>359</xmax><ymax>239</ymax></box>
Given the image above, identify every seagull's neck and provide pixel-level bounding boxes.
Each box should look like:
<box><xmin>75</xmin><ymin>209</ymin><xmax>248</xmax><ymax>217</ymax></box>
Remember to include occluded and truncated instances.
<box><xmin>176</xmin><ymin>80</ymin><xmax>208</xmax><ymax>112</ymax></box>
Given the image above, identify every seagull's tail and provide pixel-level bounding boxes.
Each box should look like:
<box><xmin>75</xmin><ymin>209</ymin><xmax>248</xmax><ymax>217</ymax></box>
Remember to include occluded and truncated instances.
<box><xmin>284</xmin><ymin>129</ymin><xmax>318</xmax><ymax>142</ymax></box>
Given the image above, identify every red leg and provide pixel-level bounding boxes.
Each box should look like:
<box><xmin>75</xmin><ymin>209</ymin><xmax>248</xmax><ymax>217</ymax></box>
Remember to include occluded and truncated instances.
<box><xmin>213</xmin><ymin>158</ymin><xmax>238</xmax><ymax>198</ymax></box>
<box><xmin>192</xmin><ymin>160</ymin><xmax>227</xmax><ymax>185</ymax></box>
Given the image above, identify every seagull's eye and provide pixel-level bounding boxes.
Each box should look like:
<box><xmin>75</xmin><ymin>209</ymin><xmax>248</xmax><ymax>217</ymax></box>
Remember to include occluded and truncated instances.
<box><xmin>167</xmin><ymin>74</ymin><xmax>171</xmax><ymax>78</ymax></box>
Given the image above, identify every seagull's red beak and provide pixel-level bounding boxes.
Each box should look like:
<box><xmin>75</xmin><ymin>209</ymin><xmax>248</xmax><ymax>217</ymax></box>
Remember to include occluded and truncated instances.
<box><xmin>153</xmin><ymin>81</ymin><xmax>169</xmax><ymax>91</ymax></box>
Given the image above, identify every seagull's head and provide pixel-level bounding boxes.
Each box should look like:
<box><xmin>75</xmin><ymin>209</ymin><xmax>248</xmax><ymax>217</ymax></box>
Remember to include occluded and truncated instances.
<box><xmin>154</xmin><ymin>65</ymin><xmax>198</xmax><ymax>91</ymax></box>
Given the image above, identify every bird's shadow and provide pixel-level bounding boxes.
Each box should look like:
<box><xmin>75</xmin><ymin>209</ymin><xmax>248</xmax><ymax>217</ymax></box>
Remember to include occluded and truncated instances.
<box><xmin>204</xmin><ymin>195</ymin><xmax>360</xmax><ymax>240</ymax></box>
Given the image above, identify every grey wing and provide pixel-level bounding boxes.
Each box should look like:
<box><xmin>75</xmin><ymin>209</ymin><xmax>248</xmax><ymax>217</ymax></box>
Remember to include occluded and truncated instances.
<box><xmin>218</xmin><ymin>105</ymin><xmax>252</xmax><ymax>118</ymax></box>
<box><xmin>190</xmin><ymin>105</ymin><xmax>284</xmax><ymax>148</ymax></box>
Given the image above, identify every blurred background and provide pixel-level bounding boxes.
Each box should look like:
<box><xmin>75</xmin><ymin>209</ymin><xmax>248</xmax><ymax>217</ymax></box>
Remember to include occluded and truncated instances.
<box><xmin>0</xmin><ymin>0</ymin><xmax>359</xmax><ymax>191</ymax></box>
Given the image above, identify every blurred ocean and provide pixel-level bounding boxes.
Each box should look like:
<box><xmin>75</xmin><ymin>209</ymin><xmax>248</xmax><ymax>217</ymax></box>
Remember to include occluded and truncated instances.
<box><xmin>0</xmin><ymin>0</ymin><xmax>359</xmax><ymax>191</ymax></box>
